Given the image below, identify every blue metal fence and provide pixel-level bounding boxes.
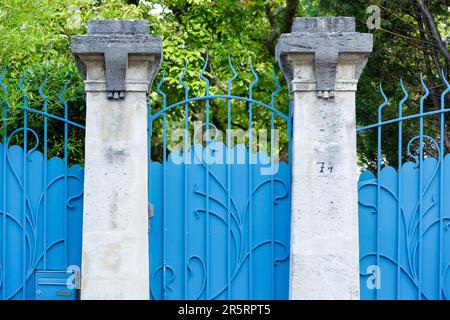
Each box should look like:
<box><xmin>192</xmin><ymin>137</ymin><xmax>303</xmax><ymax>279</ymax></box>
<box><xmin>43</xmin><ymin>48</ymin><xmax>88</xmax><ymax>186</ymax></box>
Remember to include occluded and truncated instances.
<box><xmin>0</xmin><ymin>67</ymin><xmax>85</xmax><ymax>300</ymax></box>
<box><xmin>148</xmin><ymin>57</ymin><xmax>292</xmax><ymax>299</ymax></box>
<box><xmin>357</xmin><ymin>73</ymin><xmax>450</xmax><ymax>299</ymax></box>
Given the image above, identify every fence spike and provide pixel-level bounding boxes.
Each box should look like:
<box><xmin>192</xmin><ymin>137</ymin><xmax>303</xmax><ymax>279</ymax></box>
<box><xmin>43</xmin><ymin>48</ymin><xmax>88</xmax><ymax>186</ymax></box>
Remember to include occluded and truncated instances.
<box><xmin>38</xmin><ymin>74</ymin><xmax>48</xmax><ymax>100</ymax></box>
<box><xmin>227</xmin><ymin>55</ymin><xmax>237</xmax><ymax>92</ymax></box>
<box><xmin>200</xmin><ymin>53</ymin><xmax>210</xmax><ymax>92</ymax></box>
<box><xmin>399</xmin><ymin>78</ymin><xmax>408</xmax><ymax>113</ymax></box>
<box><xmin>156</xmin><ymin>70</ymin><xmax>167</xmax><ymax>105</ymax></box>
<box><xmin>179</xmin><ymin>59</ymin><xmax>189</xmax><ymax>94</ymax></box>
<box><xmin>248</xmin><ymin>57</ymin><xmax>259</xmax><ymax>92</ymax></box>
<box><xmin>419</xmin><ymin>73</ymin><xmax>429</xmax><ymax>108</ymax></box>
<box><xmin>0</xmin><ymin>64</ymin><xmax>6</xmax><ymax>98</ymax></box>
<box><xmin>271</xmin><ymin>67</ymin><xmax>281</xmax><ymax>108</ymax></box>
<box><xmin>58</xmin><ymin>81</ymin><xmax>70</xmax><ymax>107</ymax></box>
<box><xmin>18</xmin><ymin>69</ymin><xmax>28</xmax><ymax>92</ymax></box>
<box><xmin>0</xmin><ymin>64</ymin><xmax>6</xmax><ymax>80</ymax></box>
<box><xmin>18</xmin><ymin>69</ymin><xmax>29</xmax><ymax>107</ymax></box>
<box><xmin>441</xmin><ymin>70</ymin><xmax>450</xmax><ymax>96</ymax></box>
<box><xmin>377</xmin><ymin>83</ymin><xmax>388</xmax><ymax>120</ymax></box>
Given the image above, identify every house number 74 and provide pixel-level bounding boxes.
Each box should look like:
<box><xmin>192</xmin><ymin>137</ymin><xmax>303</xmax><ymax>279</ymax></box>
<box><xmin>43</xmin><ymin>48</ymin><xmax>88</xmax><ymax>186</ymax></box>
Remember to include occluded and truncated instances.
<box><xmin>316</xmin><ymin>161</ymin><xmax>333</xmax><ymax>174</ymax></box>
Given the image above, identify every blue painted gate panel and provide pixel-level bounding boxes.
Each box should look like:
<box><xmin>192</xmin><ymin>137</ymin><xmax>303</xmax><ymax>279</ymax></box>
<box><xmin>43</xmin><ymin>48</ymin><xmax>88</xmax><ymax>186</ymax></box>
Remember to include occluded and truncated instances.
<box><xmin>149</xmin><ymin>143</ymin><xmax>291</xmax><ymax>299</ymax></box>
<box><xmin>358</xmin><ymin>155</ymin><xmax>450</xmax><ymax>300</ymax></box>
<box><xmin>0</xmin><ymin>143</ymin><xmax>84</xmax><ymax>299</ymax></box>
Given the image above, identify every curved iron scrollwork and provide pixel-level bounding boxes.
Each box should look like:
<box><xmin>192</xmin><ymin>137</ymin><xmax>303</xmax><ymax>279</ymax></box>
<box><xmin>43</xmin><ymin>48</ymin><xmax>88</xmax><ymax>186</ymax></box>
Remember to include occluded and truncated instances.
<box><xmin>149</xmin><ymin>142</ymin><xmax>291</xmax><ymax>300</ymax></box>
<box><xmin>149</xmin><ymin>55</ymin><xmax>291</xmax><ymax>300</ymax></box>
<box><xmin>357</xmin><ymin>73</ymin><xmax>450</xmax><ymax>300</ymax></box>
<box><xmin>0</xmin><ymin>68</ymin><xmax>85</xmax><ymax>300</ymax></box>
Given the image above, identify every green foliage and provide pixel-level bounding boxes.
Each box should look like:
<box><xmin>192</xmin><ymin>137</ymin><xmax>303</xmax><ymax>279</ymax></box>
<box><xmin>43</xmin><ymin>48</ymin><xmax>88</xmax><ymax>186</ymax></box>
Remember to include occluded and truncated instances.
<box><xmin>0</xmin><ymin>0</ymin><xmax>143</xmax><ymax>163</ymax></box>
<box><xmin>142</xmin><ymin>0</ymin><xmax>292</xmax><ymax>161</ymax></box>
<box><xmin>1</xmin><ymin>0</ymin><xmax>448</xmax><ymax>168</ymax></box>
<box><xmin>307</xmin><ymin>0</ymin><xmax>450</xmax><ymax>171</ymax></box>
<box><xmin>1</xmin><ymin>0</ymin><xmax>295</xmax><ymax>164</ymax></box>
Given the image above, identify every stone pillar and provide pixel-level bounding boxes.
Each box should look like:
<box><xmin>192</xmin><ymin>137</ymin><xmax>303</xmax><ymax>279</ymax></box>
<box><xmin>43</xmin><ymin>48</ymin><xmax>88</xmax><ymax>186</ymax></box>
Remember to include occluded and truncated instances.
<box><xmin>276</xmin><ymin>17</ymin><xmax>372</xmax><ymax>300</ymax></box>
<box><xmin>72</xmin><ymin>20</ymin><xmax>162</xmax><ymax>300</ymax></box>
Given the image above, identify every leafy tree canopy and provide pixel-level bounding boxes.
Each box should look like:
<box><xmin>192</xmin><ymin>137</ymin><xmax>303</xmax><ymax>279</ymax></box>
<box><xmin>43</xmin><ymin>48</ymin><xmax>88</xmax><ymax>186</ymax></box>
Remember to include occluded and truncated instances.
<box><xmin>0</xmin><ymin>0</ymin><xmax>448</xmax><ymax>169</ymax></box>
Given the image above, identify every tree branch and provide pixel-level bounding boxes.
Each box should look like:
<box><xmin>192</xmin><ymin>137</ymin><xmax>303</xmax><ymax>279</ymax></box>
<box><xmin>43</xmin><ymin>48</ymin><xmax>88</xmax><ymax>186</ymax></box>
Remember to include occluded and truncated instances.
<box><xmin>265</xmin><ymin>0</ymin><xmax>299</xmax><ymax>55</ymax></box>
<box><xmin>421</xmin><ymin>11</ymin><xmax>445</xmax><ymax>83</ymax></box>
<box><xmin>415</xmin><ymin>0</ymin><xmax>450</xmax><ymax>62</ymax></box>
<box><xmin>417</xmin><ymin>12</ymin><xmax>441</xmax><ymax>110</ymax></box>
<box><xmin>281</xmin><ymin>0</ymin><xmax>298</xmax><ymax>35</ymax></box>
<box><xmin>125</xmin><ymin>0</ymin><xmax>140</xmax><ymax>5</ymax></box>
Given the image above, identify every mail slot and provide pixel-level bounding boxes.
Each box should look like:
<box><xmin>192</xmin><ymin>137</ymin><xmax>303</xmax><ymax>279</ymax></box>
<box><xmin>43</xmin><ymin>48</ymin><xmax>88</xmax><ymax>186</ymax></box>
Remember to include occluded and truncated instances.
<box><xmin>35</xmin><ymin>270</ymin><xmax>77</xmax><ymax>300</ymax></box>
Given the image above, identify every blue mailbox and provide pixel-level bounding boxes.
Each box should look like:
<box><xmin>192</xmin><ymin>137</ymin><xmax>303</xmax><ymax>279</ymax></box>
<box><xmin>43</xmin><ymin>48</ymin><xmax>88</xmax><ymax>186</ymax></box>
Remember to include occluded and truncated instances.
<box><xmin>35</xmin><ymin>270</ymin><xmax>78</xmax><ymax>300</ymax></box>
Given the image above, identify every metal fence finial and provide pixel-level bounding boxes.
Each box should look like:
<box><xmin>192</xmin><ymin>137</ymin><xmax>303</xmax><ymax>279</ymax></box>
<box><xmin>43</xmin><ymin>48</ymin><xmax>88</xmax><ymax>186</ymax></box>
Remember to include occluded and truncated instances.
<box><xmin>441</xmin><ymin>70</ymin><xmax>450</xmax><ymax>100</ymax></box>
<box><xmin>179</xmin><ymin>60</ymin><xmax>189</xmax><ymax>95</ymax></box>
<box><xmin>271</xmin><ymin>67</ymin><xmax>281</xmax><ymax>108</ymax></box>
<box><xmin>227</xmin><ymin>55</ymin><xmax>237</xmax><ymax>93</ymax></box>
<box><xmin>18</xmin><ymin>69</ymin><xmax>29</xmax><ymax>108</ymax></box>
<box><xmin>377</xmin><ymin>83</ymin><xmax>388</xmax><ymax>120</ymax></box>
<box><xmin>58</xmin><ymin>81</ymin><xmax>70</xmax><ymax>107</ymax></box>
<box><xmin>38</xmin><ymin>74</ymin><xmax>48</xmax><ymax>101</ymax></box>
<box><xmin>248</xmin><ymin>57</ymin><xmax>259</xmax><ymax>92</ymax></box>
<box><xmin>419</xmin><ymin>74</ymin><xmax>429</xmax><ymax>110</ymax></box>
<box><xmin>0</xmin><ymin>64</ymin><xmax>7</xmax><ymax>97</ymax></box>
<box><xmin>156</xmin><ymin>70</ymin><xmax>167</xmax><ymax>106</ymax></box>
<box><xmin>399</xmin><ymin>78</ymin><xmax>408</xmax><ymax>114</ymax></box>
<box><xmin>200</xmin><ymin>53</ymin><xmax>210</xmax><ymax>92</ymax></box>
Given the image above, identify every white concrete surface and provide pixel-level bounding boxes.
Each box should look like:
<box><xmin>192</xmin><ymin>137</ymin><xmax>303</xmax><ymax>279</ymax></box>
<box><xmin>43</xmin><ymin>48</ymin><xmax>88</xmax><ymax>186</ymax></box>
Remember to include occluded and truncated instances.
<box><xmin>289</xmin><ymin>54</ymin><xmax>364</xmax><ymax>299</ymax></box>
<box><xmin>277</xmin><ymin>17</ymin><xmax>372</xmax><ymax>299</ymax></box>
<box><xmin>78</xmin><ymin>54</ymin><xmax>157</xmax><ymax>300</ymax></box>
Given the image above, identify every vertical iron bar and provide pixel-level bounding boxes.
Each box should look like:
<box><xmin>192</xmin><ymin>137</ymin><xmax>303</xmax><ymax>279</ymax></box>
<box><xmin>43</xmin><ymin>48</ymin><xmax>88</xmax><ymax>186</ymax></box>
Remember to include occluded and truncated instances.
<box><xmin>227</xmin><ymin>68</ymin><xmax>232</xmax><ymax>301</ymax></box>
<box><xmin>156</xmin><ymin>73</ymin><xmax>167</xmax><ymax>300</ymax></box>
<box><xmin>163</xmin><ymin>107</ymin><xmax>167</xmax><ymax>300</ymax></box>
<box><xmin>418</xmin><ymin>76</ymin><xmax>428</xmax><ymax>300</ymax></box>
<box><xmin>39</xmin><ymin>77</ymin><xmax>48</xmax><ymax>269</ymax></box>
<box><xmin>377</xmin><ymin>107</ymin><xmax>381</xmax><ymax>301</ymax></box>
<box><xmin>179</xmin><ymin>62</ymin><xmax>189</xmax><ymax>299</ymax></box>
<box><xmin>205</xmin><ymin>85</ymin><xmax>210</xmax><ymax>300</ymax></box>
<box><xmin>20</xmin><ymin>73</ymin><xmax>28</xmax><ymax>299</ymax></box>
<box><xmin>200</xmin><ymin>57</ymin><xmax>210</xmax><ymax>299</ymax></box>
<box><xmin>226</xmin><ymin>56</ymin><xmax>236</xmax><ymax>299</ymax></box>
<box><xmin>270</xmin><ymin>114</ymin><xmax>274</xmax><ymax>298</ymax></box>
<box><xmin>248</xmin><ymin>59</ymin><xmax>258</xmax><ymax>299</ymax></box>
<box><xmin>60</xmin><ymin>81</ymin><xmax>69</xmax><ymax>268</ymax></box>
<box><xmin>148</xmin><ymin>95</ymin><xmax>153</xmax><ymax>299</ymax></box>
<box><xmin>270</xmin><ymin>68</ymin><xmax>281</xmax><ymax>299</ymax></box>
<box><xmin>376</xmin><ymin>84</ymin><xmax>388</xmax><ymax>300</ymax></box>
<box><xmin>248</xmin><ymin>83</ymin><xmax>253</xmax><ymax>300</ymax></box>
<box><xmin>1</xmin><ymin>66</ymin><xmax>7</xmax><ymax>299</ymax></box>
<box><xmin>287</xmin><ymin>98</ymin><xmax>292</xmax><ymax>296</ymax></box>
<box><xmin>439</xmin><ymin>72</ymin><xmax>449</xmax><ymax>299</ymax></box>
<box><xmin>397</xmin><ymin>79</ymin><xmax>407</xmax><ymax>299</ymax></box>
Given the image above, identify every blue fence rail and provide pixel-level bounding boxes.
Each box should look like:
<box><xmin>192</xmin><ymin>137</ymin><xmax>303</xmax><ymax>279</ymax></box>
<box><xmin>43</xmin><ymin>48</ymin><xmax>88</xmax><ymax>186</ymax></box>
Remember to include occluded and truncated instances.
<box><xmin>357</xmin><ymin>73</ymin><xmax>450</xmax><ymax>299</ymax></box>
<box><xmin>7</xmin><ymin>59</ymin><xmax>449</xmax><ymax>301</ymax></box>
<box><xmin>148</xmin><ymin>56</ymin><xmax>292</xmax><ymax>299</ymax></box>
<box><xmin>0</xmin><ymin>67</ymin><xmax>84</xmax><ymax>300</ymax></box>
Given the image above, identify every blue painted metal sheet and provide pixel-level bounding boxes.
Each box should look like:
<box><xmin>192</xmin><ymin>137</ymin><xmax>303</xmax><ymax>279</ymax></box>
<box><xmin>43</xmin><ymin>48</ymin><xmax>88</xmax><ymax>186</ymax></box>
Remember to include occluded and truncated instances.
<box><xmin>359</xmin><ymin>156</ymin><xmax>450</xmax><ymax>299</ymax></box>
<box><xmin>0</xmin><ymin>146</ymin><xmax>84</xmax><ymax>300</ymax></box>
<box><xmin>149</xmin><ymin>144</ymin><xmax>291</xmax><ymax>299</ymax></box>
<box><xmin>148</xmin><ymin>56</ymin><xmax>292</xmax><ymax>300</ymax></box>
<box><xmin>0</xmin><ymin>68</ymin><xmax>85</xmax><ymax>300</ymax></box>
<box><xmin>358</xmin><ymin>73</ymin><xmax>450</xmax><ymax>300</ymax></box>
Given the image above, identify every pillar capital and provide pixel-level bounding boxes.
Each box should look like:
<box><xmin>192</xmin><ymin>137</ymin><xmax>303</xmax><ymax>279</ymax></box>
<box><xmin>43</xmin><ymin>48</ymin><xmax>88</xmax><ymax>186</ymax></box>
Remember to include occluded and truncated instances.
<box><xmin>72</xmin><ymin>20</ymin><xmax>162</xmax><ymax>99</ymax></box>
<box><xmin>276</xmin><ymin>17</ymin><xmax>372</xmax><ymax>98</ymax></box>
